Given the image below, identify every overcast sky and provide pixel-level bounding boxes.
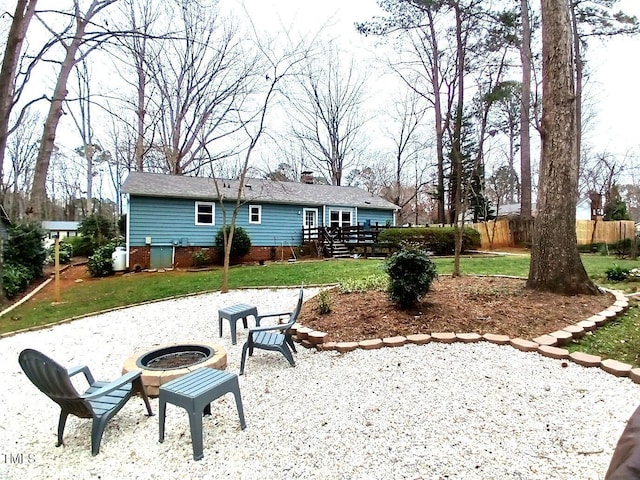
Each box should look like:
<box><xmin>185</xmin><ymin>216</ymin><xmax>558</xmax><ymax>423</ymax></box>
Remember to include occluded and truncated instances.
<box><xmin>229</xmin><ymin>0</ymin><xmax>640</xmax><ymax>164</ymax></box>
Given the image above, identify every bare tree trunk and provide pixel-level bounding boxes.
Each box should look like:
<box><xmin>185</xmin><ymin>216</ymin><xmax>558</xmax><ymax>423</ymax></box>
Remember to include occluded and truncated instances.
<box><xmin>527</xmin><ymin>0</ymin><xmax>599</xmax><ymax>295</ymax></box>
<box><xmin>28</xmin><ymin>0</ymin><xmax>117</xmax><ymax>220</ymax></box>
<box><xmin>0</xmin><ymin>0</ymin><xmax>38</xmax><ymax>188</ymax></box>
<box><xmin>426</xmin><ymin>10</ymin><xmax>446</xmax><ymax>225</ymax></box>
<box><xmin>520</xmin><ymin>0</ymin><xmax>532</xmax><ymax>218</ymax></box>
<box><xmin>570</xmin><ymin>2</ymin><xmax>583</xmax><ymax>171</ymax></box>
<box><xmin>451</xmin><ymin>2</ymin><xmax>465</xmax><ymax>277</ymax></box>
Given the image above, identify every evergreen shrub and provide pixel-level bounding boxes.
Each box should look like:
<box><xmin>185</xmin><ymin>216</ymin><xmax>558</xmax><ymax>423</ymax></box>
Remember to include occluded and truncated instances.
<box><xmin>4</xmin><ymin>221</ymin><xmax>47</xmax><ymax>279</ymax></box>
<box><xmin>385</xmin><ymin>247</ymin><xmax>437</xmax><ymax>308</ymax></box>
<box><xmin>215</xmin><ymin>225</ymin><xmax>252</xmax><ymax>261</ymax></box>
<box><xmin>2</xmin><ymin>263</ymin><xmax>32</xmax><ymax>298</ymax></box>
<box><xmin>87</xmin><ymin>241</ymin><xmax>120</xmax><ymax>277</ymax></box>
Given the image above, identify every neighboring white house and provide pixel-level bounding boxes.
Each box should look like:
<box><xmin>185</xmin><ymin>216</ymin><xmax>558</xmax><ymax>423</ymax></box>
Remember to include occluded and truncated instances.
<box><xmin>576</xmin><ymin>197</ymin><xmax>592</xmax><ymax>221</ymax></box>
<box><xmin>41</xmin><ymin>221</ymin><xmax>80</xmax><ymax>239</ymax></box>
<box><xmin>496</xmin><ymin>195</ymin><xmax>600</xmax><ymax>221</ymax></box>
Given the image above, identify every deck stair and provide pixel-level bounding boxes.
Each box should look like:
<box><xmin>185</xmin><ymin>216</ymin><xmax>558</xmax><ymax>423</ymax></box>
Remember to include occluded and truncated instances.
<box><xmin>331</xmin><ymin>242</ymin><xmax>351</xmax><ymax>259</ymax></box>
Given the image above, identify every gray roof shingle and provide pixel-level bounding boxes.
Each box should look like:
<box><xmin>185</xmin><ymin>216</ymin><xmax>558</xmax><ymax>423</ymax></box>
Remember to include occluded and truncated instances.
<box><xmin>122</xmin><ymin>171</ymin><xmax>398</xmax><ymax>210</ymax></box>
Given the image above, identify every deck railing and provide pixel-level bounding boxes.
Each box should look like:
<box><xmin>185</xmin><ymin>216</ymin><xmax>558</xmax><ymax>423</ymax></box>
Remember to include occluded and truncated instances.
<box><xmin>302</xmin><ymin>223</ymin><xmax>391</xmax><ymax>253</ymax></box>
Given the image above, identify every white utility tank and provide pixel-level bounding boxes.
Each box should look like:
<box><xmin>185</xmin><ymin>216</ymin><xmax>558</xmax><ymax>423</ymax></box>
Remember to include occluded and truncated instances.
<box><xmin>112</xmin><ymin>246</ymin><xmax>127</xmax><ymax>272</ymax></box>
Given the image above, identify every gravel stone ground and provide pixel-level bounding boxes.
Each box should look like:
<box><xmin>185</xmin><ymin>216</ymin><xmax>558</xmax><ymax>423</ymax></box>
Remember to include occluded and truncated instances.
<box><xmin>0</xmin><ymin>287</ymin><xmax>637</xmax><ymax>480</ymax></box>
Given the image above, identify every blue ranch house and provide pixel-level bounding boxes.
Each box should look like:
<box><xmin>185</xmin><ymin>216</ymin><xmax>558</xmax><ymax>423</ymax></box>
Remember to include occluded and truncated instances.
<box><xmin>121</xmin><ymin>171</ymin><xmax>398</xmax><ymax>270</ymax></box>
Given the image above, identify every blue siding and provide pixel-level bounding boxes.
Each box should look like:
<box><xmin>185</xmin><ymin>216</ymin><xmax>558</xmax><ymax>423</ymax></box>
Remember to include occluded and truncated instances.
<box><xmin>318</xmin><ymin>206</ymin><xmax>395</xmax><ymax>228</ymax></box>
<box><xmin>355</xmin><ymin>208</ymin><xmax>394</xmax><ymax>227</ymax></box>
<box><xmin>128</xmin><ymin>196</ymin><xmax>321</xmax><ymax>247</ymax></box>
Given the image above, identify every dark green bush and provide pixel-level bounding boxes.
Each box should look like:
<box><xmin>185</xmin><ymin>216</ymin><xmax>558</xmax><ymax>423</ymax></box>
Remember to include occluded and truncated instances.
<box><xmin>46</xmin><ymin>241</ymin><xmax>73</xmax><ymax>264</ymax></box>
<box><xmin>385</xmin><ymin>247</ymin><xmax>437</xmax><ymax>308</ymax></box>
<box><xmin>87</xmin><ymin>241</ymin><xmax>120</xmax><ymax>277</ymax></box>
<box><xmin>4</xmin><ymin>221</ymin><xmax>46</xmax><ymax>279</ymax></box>
<box><xmin>215</xmin><ymin>225</ymin><xmax>252</xmax><ymax>260</ymax></box>
<box><xmin>316</xmin><ymin>289</ymin><xmax>333</xmax><ymax>314</ymax></box>
<box><xmin>2</xmin><ymin>263</ymin><xmax>32</xmax><ymax>298</ymax></box>
<box><xmin>605</xmin><ymin>264</ymin><xmax>630</xmax><ymax>282</ymax></box>
<box><xmin>376</xmin><ymin>226</ymin><xmax>481</xmax><ymax>255</ymax></box>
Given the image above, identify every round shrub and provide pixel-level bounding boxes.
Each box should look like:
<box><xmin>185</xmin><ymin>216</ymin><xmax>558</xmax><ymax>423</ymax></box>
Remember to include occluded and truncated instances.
<box><xmin>87</xmin><ymin>242</ymin><xmax>119</xmax><ymax>277</ymax></box>
<box><xmin>215</xmin><ymin>225</ymin><xmax>251</xmax><ymax>260</ymax></box>
<box><xmin>2</xmin><ymin>263</ymin><xmax>32</xmax><ymax>298</ymax></box>
<box><xmin>46</xmin><ymin>241</ymin><xmax>73</xmax><ymax>264</ymax></box>
<box><xmin>605</xmin><ymin>264</ymin><xmax>630</xmax><ymax>282</ymax></box>
<box><xmin>385</xmin><ymin>247</ymin><xmax>437</xmax><ymax>308</ymax></box>
<box><xmin>4</xmin><ymin>221</ymin><xmax>46</xmax><ymax>279</ymax></box>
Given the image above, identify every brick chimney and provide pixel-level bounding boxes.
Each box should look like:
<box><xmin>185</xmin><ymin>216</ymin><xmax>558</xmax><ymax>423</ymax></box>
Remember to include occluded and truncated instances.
<box><xmin>300</xmin><ymin>170</ymin><xmax>314</xmax><ymax>184</ymax></box>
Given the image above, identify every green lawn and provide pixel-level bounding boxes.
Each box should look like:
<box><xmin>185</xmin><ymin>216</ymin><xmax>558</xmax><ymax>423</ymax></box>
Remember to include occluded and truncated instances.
<box><xmin>2</xmin><ymin>253</ymin><xmax>639</xmax><ymax>366</ymax></box>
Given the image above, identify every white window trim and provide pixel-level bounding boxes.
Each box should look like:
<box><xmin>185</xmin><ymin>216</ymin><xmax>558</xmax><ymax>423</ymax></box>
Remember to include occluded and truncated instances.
<box><xmin>249</xmin><ymin>204</ymin><xmax>262</xmax><ymax>224</ymax></box>
<box><xmin>195</xmin><ymin>201</ymin><xmax>215</xmax><ymax>225</ymax></box>
<box><xmin>329</xmin><ymin>209</ymin><xmax>352</xmax><ymax>228</ymax></box>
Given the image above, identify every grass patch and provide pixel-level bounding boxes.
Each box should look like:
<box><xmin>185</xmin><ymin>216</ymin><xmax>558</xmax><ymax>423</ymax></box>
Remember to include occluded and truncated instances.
<box><xmin>3</xmin><ymin>251</ymin><xmax>640</xmax><ymax>371</ymax></box>
<box><xmin>567</xmin><ymin>300</ymin><xmax>640</xmax><ymax>367</ymax></box>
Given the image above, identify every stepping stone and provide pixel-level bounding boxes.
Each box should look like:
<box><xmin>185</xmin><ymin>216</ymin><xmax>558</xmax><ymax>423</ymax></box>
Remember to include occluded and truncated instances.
<box><xmin>456</xmin><ymin>333</ymin><xmax>482</xmax><ymax>343</ymax></box>
<box><xmin>575</xmin><ymin>320</ymin><xmax>596</xmax><ymax>332</ymax></box>
<box><xmin>406</xmin><ymin>334</ymin><xmax>431</xmax><ymax>345</ymax></box>
<box><xmin>630</xmin><ymin>368</ymin><xmax>640</xmax><ymax>384</ymax></box>
<box><xmin>569</xmin><ymin>351</ymin><xmax>601</xmax><ymax>367</ymax></box>
<box><xmin>295</xmin><ymin>327</ymin><xmax>313</xmax><ymax>340</ymax></box>
<box><xmin>586</xmin><ymin>314</ymin><xmax>609</xmax><ymax>327</ymax></box>
<box><xmin>483</xmin><ymin>333</ymin><xmax>510</xmax><ymax>345</ymax></box>
<box><xmin>538</xmin><ymin>345</ymin><xmax>569</xmax><ymax>360</ymax></box>
<box><xmin>382</xmin><ymin>336</ymin><xmax>407</xmax><ymax>347</ymax></box>
<box><xmin>307</xmin><ymin>331</ymin><xmax>327</xmax><ymax>344</ymax></box>
<box><xmin>317</xmin><ymin>341</ymin><xmax>337</xmax><ymax>351</ymax></box>
<box><xmin>359</xmin><ymin>339</ymin><xmax>383</xmax><ymax>350</ymax></box>
<box><xmin>533</xmin><ymin>335</ymin><xmax>558</xmax><ymax>347</ymax></box>
<box><xmin>335</xmin><ymin>342</ymin><xmax>359</xmax><ymax>353</ymax></box>
<box><xmin>600</xmin><ymin>359</ymin><xmax>632</xmax><ymax>377</ymax></box>
<box><xmin>431</xmin><ymin>332</ymin><xmax>456</xmax><ymax>343</ymax></box>
<box><xmin>510</xmin><ymin>338</ymin><xmax>538</xmax><ymax>352</ymax></box>
<box><xmin>549</xmin><ymin>330</ymin><xmax>573</xmax><ymax>346</ymax></box>
<box><xmin>562</xmin><ymin>325</ymin><xmax>585</xmax><ymax>339</ymax></box>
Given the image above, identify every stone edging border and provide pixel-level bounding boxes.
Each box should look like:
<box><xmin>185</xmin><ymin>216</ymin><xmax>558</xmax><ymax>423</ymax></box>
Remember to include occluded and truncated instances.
<box><xmin>289</xmin><ymin>286</ymin><xmax>639</xmax><ymax>384</ymax></box>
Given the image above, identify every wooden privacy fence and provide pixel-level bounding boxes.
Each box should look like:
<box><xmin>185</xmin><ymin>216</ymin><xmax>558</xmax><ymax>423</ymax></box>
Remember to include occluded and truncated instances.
<box><xmin>471</xmin><ymin>219</ymin><xmax>636</xmax><ymax>249</ymax></box>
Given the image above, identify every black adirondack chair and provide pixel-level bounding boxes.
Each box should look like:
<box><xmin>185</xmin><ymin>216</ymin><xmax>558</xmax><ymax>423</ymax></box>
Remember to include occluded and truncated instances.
<box><xmin>240</xmin><ymin>287</ymin><xmax>303</xmax><ymax>375</ymax></box>
<box><xmin>18</xmin><ymin>348</ymin><xmax>153</xmax><ymax>456</ymax></box>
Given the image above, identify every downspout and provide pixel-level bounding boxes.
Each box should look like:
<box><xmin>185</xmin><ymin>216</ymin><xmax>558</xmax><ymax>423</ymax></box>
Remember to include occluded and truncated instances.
<box><xmin>125</xmin><ymin>193</ymin><xmax>131</xmax><ymax>269</ymax></box>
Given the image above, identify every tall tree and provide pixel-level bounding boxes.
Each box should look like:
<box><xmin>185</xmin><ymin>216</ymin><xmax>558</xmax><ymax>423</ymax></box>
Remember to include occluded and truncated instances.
<box><xmin>382</xmin><ymin>87</ymin><xmax>428</xmax><ymax>223</ymax></box>
<box><xmin>519</xmin><ymin>0</ymin><xmax>533</xmax><ymax>218</ymax></box>
<box><xmin>209</xmin><ymin>24</ymin><xmax>312</xmax><ymax>293</ymax></box>
<box><xmin>0</xmin><ymin>0</ymin><xmax>38</xmax><ymax>190</ymax></box>
<box><xmin>28</xmin><ymin>0</ymin><xmax>119</xmax><ymax>220</ymax></box>
<box><xmin>358</xmin><ymin>1</ymin><xmax>451</xmax><ymax>223</ymax></box>
<box><xmin>116</xmin><ymin>0</ymin><xmax>162</xmax><ymax>172</ymax></box>
<box><xmin>146</xmin><ymin>0</ymin><xmax>250</xmax><ymax>175</ymax></box>
<box><xmin>527</xmin><ymin>0</ymin><xmax>599</xmax><ymax>295</ymax></box>
<box><xmin>289</xmin><ymin>47</ymin><xmax>367</xmax><ymax>186</ymax></box>
<box><xmin>570</xmin><ymin>0</ymin><xmax>638</xmax><ymax>172</ymax></box>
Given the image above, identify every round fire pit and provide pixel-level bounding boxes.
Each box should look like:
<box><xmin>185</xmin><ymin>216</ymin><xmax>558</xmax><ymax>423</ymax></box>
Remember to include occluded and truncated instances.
<box><xmin>122</xmin><ymin>342</ymin><xmax>227</xmax><ymax>397</ymax></box>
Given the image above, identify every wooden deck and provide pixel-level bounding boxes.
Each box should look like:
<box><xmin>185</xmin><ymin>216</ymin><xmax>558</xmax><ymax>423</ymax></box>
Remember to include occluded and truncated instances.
<box><xmin>302</xmin><ymin>224</ymin><xmax>392</xmax><ymax>258</ymax></box>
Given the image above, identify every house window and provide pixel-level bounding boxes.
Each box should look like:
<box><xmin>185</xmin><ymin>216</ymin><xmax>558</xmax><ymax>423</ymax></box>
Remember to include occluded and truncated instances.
<box><xmin>195</xmin><ymin>201</ymin><xmax>215</xmax><ymax>225</ymax></box>
<box><xmin>330</xmin><ymin>210</ymin><xmax>351</xmax><ymax>228</ymax></box>
<box><xmin>249</xmin><ymin>205</ymin><xmax>262</xmax><ymax>224</ymax></box>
